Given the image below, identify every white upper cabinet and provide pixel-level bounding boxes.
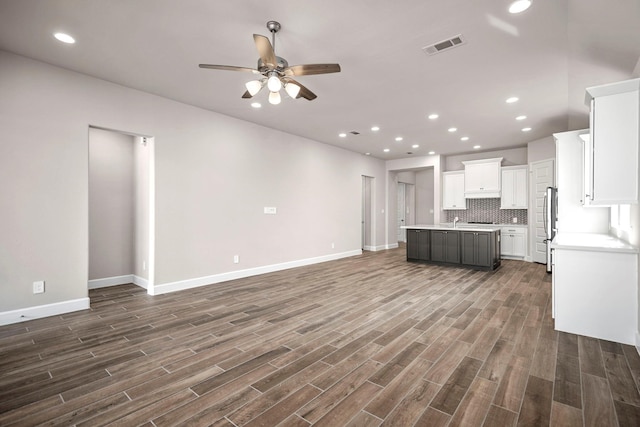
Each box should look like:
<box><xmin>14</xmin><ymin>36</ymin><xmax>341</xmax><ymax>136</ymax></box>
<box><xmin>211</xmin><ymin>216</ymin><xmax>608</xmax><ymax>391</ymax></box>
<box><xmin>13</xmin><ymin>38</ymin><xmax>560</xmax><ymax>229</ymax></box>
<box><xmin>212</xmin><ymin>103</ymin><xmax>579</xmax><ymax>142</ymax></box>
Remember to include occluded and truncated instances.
<box><xmin>462</xmin><ymin>158</ymin><xmax>503</xmax><ymax>198</ymax></box>
<box><xmin>585</xmin><ymin>78</ymin><xmax>640</xmax><ymax>205</ymax></box>
<box><xmin>500</xmin><ymin>166</ymin><xmax>528</xmax><ymax>209</ymax></box>
<box><xmin>442</xmin><ymin>171</ymin><xmax>466</xmax><ymax>210</ymax></box>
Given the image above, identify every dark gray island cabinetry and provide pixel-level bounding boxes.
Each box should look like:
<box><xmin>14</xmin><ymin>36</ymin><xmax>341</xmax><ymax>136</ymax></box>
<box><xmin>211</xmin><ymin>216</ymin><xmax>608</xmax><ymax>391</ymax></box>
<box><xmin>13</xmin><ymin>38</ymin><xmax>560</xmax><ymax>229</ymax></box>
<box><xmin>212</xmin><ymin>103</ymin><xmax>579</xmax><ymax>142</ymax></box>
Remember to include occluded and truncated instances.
<box><xmin>404</xmin><ymin>225</ymin><xmax>501</xmax><ymax>271</ymax></box>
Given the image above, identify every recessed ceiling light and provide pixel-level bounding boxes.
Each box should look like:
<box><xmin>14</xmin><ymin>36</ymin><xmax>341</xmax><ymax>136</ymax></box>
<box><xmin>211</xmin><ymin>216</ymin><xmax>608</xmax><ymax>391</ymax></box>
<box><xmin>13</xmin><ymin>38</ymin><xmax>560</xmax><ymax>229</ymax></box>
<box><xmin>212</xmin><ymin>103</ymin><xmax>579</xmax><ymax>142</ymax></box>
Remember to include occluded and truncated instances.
<box><xmin>460</xmin><ymin>136</ymin><xmax>469</xmax><ymax>141</ymax></box>
<box><xmin>509</xmin><ymin>0</ymin><xmax>532</xmax><ymax>14</ymax></box>
<box><xmin>428</xmin><ymin>114</ymin><xmax>439</xmax><ymax>120</ymax></box>
<box><xmin>412</xmin><ymin>144</ymin><xmax>419</xmax><ymax>149</ymax></box>
<box><xmin>428</xmin><ymin>151</ymin><xmax>435</xmax><ymax>155</ymax></box>
<box><xmin>251</xmin><ymin>102</ymin><xmax>261</xmax><ymax>108</ymax></box>
<box><xmin>516</xmin><ymin>115</ymin><xmax>527</xmax><ymax>121</ymax></box>
<box><xmin>54</xmin><ymin>32</ymin><xmax>75</xmax><ymax>44</ymax></box>
<box><xmin>395</xmin><ymin>136</ymin><xmax>403</xmax><ymax>142</ymax></box>
<box><xmin>365</xmin><ymin>152</ymin><xmax>371</xmax><ymax>156</ymax></box>
<box><xmin>448</xmin><ymin>127</ymin><xmax>457</xmax><ymax>133</ymax></box>
<box><xmin>383</xmin><ymin>148</ymin><xmax>390</xmax><ymax>152</ymax></box>
<box><xmin>522</xmin><ymin>127</ymin><xmax>532</xmax><ymax>132</ymax></box>
<box><xmin>473</xmin><ymin>145</ymin><xmax>481</xmax><ymax>149</ymax></box>
<box><xmin>506</xmin><ymin>97</ymin><xmax>519</xmax><ymax>104</ymax></box>
<box><xmin>371</xmin><ymin>126</ymin><xmax>380</xmax><ymax>131</ymax></box>
<box><xmin>338</xmin><ymin>133</ymin><xmax>347</xmax><ymax>138</ymax></box>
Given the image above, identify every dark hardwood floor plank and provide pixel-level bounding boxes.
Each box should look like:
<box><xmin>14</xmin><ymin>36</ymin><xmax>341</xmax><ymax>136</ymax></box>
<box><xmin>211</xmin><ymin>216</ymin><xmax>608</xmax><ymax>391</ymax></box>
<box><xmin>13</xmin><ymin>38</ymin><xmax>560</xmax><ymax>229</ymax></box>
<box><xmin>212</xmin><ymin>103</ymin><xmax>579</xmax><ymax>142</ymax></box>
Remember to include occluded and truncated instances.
<box><xmin>603</xmin><ymin>350</ymin><xmax>640</xmax><ymax>406</ymax></box>
<box><xmin>448</xmin><ymin>376</ymin><xmax>498</xmax><ymax>427</ymax></box>
<box><xmin>550</xmin><ymin>402</ymin><xmax>583</xmax><ymax>427</ymax></box>
<box><xmin>578</xmin><ymin>335</ymin><xmax>607</xmax><ymax>378</ymax></box>
<box><xmin>311</xmin><ymin>381</ymin><xmax>383</xmax><ymax>427</ymax></box>
<box><xmin>517</xmin><ymin>375</ymin><xmax>553</xmax><ymax>427</ymax></box>
<box><xmin>483</xmin><ymin>404</ymin><xmax>518</xmax><ymax>427</ymax></box>
<box><xmin>582</xmin><ymin>372</ymin><xmax>618</xmax><ymax>427</ymax></box>
<box><xmin>429</xmin><ymin>356</ymin><xmax>484</xmax><ymax>415</ymax></box>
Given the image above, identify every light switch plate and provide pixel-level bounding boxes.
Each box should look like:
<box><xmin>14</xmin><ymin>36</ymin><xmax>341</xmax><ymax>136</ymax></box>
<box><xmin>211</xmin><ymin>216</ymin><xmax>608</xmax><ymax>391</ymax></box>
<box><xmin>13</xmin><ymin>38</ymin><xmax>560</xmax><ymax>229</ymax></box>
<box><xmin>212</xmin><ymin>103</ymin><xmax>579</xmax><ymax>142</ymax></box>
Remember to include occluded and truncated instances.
<box><xmin>33</xmin><ymin>280</ymin><xmax>45</xmax><ymax>294</ymax></box>
<box><xmin>264</xmin><ymin>207</ymin><xmax>277</xmax><ymax>214</ymax></box>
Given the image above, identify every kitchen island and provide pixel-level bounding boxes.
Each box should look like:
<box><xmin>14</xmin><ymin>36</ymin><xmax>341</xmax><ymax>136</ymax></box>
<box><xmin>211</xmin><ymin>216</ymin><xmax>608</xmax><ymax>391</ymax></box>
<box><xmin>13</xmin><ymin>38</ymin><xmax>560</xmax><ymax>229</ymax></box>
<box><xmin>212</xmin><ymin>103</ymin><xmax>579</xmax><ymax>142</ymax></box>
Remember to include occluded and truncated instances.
<box><xmin>402</xmin><ymin>225</ymin><xmax>501</xmax><ymax>271</ymax></box>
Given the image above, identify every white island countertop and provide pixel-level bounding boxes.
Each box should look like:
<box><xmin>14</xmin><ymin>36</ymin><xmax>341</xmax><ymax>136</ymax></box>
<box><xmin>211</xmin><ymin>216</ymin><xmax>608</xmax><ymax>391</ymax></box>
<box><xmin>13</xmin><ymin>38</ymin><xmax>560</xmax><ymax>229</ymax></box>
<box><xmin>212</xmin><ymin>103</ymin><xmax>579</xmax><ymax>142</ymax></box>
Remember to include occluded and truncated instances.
<box><xmin>401</xmin><ymin>224</ymin><xmax>501</xmax><ymax>233</ymax></box>
<box><xmin>550</xmin><ymin>233</ymin><xmax>638</xmax><ymax>254</ymax></box>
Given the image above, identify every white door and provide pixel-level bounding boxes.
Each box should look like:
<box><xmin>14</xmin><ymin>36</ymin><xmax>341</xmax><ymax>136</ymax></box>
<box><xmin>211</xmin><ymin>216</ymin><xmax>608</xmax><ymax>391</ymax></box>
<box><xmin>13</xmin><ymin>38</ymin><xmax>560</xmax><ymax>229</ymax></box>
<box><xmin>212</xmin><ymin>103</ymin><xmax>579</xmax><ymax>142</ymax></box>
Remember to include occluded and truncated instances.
<box><xmin>530</xmin><ymin>159</ymin><xmax>554</xmax><ymax>264</ymax></box>
<box><xmin>397</xmin><ymin>183</ymin><xmax>406</xmax><ymax>242</ymax></box>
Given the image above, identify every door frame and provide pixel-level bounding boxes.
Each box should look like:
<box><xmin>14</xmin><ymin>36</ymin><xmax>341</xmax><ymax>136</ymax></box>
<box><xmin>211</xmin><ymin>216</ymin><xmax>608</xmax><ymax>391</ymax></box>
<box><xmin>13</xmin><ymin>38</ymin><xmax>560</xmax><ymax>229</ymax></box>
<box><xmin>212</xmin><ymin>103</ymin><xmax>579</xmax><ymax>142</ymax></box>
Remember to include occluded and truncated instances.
<box><xmin>529</xmin><ymin>158</ymin><xmax>555</xmax><ymax>264</ymax></box>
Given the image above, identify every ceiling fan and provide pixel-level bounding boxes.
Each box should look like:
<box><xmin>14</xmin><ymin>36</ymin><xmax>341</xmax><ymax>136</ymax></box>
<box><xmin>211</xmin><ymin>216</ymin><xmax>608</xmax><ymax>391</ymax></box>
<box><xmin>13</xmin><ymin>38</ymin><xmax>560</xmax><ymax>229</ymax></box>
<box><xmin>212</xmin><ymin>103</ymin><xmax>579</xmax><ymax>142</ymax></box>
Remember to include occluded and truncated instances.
<box><xmin>199</xmin><ymin>21</ymin><xmax>341</xmax><ymax>104</ymax></box>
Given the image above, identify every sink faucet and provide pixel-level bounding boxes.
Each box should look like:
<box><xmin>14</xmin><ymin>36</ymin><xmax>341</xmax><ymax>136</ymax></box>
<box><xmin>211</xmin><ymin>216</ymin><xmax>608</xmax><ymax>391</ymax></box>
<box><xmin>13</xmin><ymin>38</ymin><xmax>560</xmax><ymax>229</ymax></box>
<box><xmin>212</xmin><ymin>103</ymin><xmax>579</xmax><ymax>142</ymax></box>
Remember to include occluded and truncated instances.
<box><xmin>454</xmin><ymin>216</ymin><xmax>459</xmax><ymax>228</ymax></box>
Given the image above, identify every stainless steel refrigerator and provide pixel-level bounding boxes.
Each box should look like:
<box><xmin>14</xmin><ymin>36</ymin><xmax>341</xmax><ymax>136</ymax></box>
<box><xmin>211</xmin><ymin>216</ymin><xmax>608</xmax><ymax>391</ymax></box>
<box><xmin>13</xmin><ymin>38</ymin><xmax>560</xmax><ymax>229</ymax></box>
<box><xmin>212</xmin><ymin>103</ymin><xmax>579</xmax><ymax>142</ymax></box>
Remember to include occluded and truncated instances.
<box><xmin>543</xmin><ymin>186</ymin><xmax>558</xmax><ymax>273</ymax></box>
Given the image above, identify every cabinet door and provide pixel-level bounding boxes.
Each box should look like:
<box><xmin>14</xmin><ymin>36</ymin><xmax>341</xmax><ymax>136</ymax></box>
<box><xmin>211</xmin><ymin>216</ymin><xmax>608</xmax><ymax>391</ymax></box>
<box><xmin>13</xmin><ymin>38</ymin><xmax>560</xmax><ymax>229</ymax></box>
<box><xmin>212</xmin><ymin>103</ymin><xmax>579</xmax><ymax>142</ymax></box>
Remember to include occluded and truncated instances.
<box><xmin>460</xmin><ymin>232</ymin><xmax>476</xmax><ymax>265</ymax></box>
<box><xmin>501</xmin><ymin>233</ymin><xmax>514</xmax><ymax>256</ymax></box>
<box><xmin>443</xmin><ymin>172</ymin><xmax>466</xmax><ymax>210</ymax></box>
<box><xmin>407</xmin><ymin>229</ymin><xmax>429</xmax><ymax>261</ymax></box>
<box><xmin>501</xmin><ymin>167</ymin><xmax>528</xmax><ymax>209</ymax></box>
<box><xmin>589</xmin><ymin>89</ymin><xmax>639</xmax><ymax>204</ymax></box>
<box><xmin>445</xmin><ymin>231</ymin><xmax>460</xmax><ymax>263</ymax></box>
<box><xmin>431</xmin><ymin>230</ymin><xmax>459</xmax><ymax>263</ymax></box>
<box><xmin>461</xmin><ymin>232</ymin><xmax>491</xmax><ymax>266</ymax></box>
<box><xmin>475</xmin><ymin>232</ymin><xmax>491</xmax><ymax>266</ymax></box>
<box><xmin>512</xmin><ymin>234</ymin><xmax>526</xmax><ymax>257</ymax></box>
<box><xmin>514</xmin><ymin>169</ymin><xmax>528</xmax><ymax>207</ymax></box>
<box><xmin>430</xmin><ymin>231</ymin><xmax>446</xmax><ymax>262</ymax></box>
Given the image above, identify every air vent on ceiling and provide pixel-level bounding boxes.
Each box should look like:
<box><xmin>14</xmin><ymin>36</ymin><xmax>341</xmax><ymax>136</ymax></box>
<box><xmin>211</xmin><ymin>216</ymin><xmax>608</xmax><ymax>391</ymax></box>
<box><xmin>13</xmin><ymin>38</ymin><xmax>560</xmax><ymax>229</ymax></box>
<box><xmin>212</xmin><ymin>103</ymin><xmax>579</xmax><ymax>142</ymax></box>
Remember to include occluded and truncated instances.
<box><xmin>422</xmin><ymin>34</ymin><xmax>466</xmax><ymax>56</ymax></box>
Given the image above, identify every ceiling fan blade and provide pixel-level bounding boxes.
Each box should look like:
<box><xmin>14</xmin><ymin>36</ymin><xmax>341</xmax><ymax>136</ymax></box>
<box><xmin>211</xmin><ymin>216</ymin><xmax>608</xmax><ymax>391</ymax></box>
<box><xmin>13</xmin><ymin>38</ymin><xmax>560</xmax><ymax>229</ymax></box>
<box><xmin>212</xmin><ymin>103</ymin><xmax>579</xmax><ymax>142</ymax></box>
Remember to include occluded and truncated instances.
<box><xmin>253</xmin><ymin>34</ymin><xmax>278</xmax><ymax>69</ymax></box>
<box><xmin>286</xmin><ymin>78</ymin><xmax>317</xmax><ymax>101</ymax></box>
<box><xmin>199</xmin><ymin>64</ymin><xmax>260</xmax><ymax>74</ymax></box>
<box><xmin>284</xmin><ymin>64</ymin><xmax>341</xmax><ymax>76</ymax></box>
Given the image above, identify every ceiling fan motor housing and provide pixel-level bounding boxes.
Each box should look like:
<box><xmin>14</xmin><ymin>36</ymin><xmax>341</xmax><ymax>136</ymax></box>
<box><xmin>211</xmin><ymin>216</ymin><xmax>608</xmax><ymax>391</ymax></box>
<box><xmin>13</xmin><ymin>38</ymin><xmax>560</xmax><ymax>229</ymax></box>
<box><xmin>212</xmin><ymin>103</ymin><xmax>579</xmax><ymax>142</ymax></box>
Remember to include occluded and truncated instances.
<box><xmin>257</xmin><ymin>56</ymin><xmax>288</xmax><ymax>73</ymax></box>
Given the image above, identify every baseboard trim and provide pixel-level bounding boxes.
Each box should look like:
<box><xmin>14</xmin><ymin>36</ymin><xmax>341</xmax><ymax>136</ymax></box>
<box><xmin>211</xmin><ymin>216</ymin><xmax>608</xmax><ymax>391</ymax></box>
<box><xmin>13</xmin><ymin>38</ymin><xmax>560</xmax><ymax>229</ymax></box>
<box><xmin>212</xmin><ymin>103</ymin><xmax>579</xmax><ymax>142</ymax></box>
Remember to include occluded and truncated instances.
<box><xmin>364</xmin><ymin>245</ymin><xmax>389</xmax><ymax>252</ymax></box>
<box><xmin>636</xmin><ymin>332</ymin><xmax>640</xmax><ymax>356</ymax></box>
<box><xmin>89</xmin><ymin>275</ymin><xmax>148</xmax><ymax>290</ymax></box>
<box><xmin>0</xmin><ymin>298</ymin><xmax>90</xmax><ymax>326</ymax></box>
<box><xmin>387</xmin><ymin>243</ymin><xmax>399</xmax><ymax>250</ymax></box>
<box><xmin>151</xmin><ymin>249</ymin><xmax>362</xmax><ymax>296</ymax></box>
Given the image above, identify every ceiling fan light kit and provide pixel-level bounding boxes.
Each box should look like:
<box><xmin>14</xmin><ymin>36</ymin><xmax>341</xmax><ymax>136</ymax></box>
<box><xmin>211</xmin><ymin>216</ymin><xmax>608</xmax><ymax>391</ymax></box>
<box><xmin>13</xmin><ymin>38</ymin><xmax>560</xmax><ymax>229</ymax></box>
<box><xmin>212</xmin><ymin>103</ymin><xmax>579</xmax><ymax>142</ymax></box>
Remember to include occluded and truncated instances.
<box><xmin>199</xmin><ymin>21</ymin><xmax>341</xmax><ymax>104</ymax></box>
<box><xmin>509</xmin><ymin>0</ymin><xmax>532</xmax><ymax>14</ymax></box>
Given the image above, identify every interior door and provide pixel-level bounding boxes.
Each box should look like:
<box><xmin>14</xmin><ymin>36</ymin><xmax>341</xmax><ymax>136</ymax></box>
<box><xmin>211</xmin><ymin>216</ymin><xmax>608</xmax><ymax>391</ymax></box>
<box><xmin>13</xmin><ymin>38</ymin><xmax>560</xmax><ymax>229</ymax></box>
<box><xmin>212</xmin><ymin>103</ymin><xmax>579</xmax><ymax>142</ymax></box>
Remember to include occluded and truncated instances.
<box><xmin>531</xmin><ymin>159</ymin><xmax>554</xmax><ymax>264</ymax></box>
<box><xmin>397</xmin><ymin>183</ymin><xmax>406</xmax><ymax>242</ymax></box>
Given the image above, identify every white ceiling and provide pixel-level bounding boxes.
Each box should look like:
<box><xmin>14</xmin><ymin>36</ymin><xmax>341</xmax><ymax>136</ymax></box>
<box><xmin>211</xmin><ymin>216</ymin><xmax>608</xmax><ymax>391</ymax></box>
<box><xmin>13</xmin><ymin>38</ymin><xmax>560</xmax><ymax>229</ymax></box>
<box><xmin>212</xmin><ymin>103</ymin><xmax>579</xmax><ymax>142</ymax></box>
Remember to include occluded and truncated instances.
<box><xmin>0</xmin><ymin>0</ymin><xmax>638</xmax><ymax>160</ymax></box>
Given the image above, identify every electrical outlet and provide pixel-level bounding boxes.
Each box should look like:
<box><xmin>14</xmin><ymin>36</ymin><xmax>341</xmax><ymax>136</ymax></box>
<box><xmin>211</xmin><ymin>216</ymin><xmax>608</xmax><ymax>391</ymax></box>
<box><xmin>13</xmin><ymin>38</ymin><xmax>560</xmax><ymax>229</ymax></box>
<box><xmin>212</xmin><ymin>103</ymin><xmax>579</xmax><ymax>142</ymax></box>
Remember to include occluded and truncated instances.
<box><xmin>33</xmin><ymin>281</ymin><xmax>45</xmax><ymax>294</ymax></box>
<box><xmin>143</xmin><ymin>261</ymin><xmax>146</xmax><ymax>271</ymax></box>
<box><xmin>233</xmin><ymin>255</ymin><xmax>239</xmax><ymax>264</ymax></box>
<box><xmin>263</xmin><ymin>207</ymin><xmax>277</xmax><ymax>214</ymax></box>
<box><xmin>331</xmin><ymin>242</ymin><xmax>335</xmax><ymax>249</ymax></box>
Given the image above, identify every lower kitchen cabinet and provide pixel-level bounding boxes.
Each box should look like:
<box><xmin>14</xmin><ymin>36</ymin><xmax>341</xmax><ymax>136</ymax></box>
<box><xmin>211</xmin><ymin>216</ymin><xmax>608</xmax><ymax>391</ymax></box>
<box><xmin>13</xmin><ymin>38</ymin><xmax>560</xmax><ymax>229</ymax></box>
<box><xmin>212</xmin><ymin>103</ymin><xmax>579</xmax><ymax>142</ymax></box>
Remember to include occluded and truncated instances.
<box><xmin>500</xmin><ymin>227</ymin><xmax>527</xmax><ymax>258</ymax></box>
<box><xmin>431</xmin><ymin>230</ymin><xmax>460</xmax><ymax>264</ymax></box>
<box><xmin>552</xmin><ymin>245</ymin><xmax>637</xmax><ymax>344</ymax></box>
<box><xmin>461</xmin><ymin>231</ymin><xmax>500</xmax><ymax>269</ymax></box>
<box><xmin>406</xmin><ymin>229</ymin><xmax>429</xmax><ymax>261</ymax></box>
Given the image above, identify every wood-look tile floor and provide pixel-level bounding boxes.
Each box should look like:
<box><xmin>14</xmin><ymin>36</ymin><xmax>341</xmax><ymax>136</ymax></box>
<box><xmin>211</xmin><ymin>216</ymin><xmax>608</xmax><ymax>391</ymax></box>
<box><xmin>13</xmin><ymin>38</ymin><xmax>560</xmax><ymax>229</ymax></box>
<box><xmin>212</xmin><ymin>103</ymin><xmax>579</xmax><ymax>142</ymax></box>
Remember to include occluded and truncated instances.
<box><xmin>2</xmin><ymin>246</ymin><xmax>640</xmax><ymax>426</ymax></box>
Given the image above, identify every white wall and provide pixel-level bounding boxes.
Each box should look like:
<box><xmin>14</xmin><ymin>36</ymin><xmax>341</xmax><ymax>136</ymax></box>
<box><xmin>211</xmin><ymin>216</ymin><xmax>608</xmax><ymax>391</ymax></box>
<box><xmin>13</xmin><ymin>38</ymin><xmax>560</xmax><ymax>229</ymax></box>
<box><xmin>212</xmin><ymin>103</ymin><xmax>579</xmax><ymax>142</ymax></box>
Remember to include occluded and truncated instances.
<box><xmin>445</xmin><ymin>147</ymin><xmax>528</xmax><ymax>171</ymax></box>
<box><xmin>527</xmin><ymin>136</ymin><xmax>556</xmax><ymax>163</ymax></box>
<box><xmin>0</xmin><ymin>51</ymin><xmax>386</xmax><ymax>319</ymax></box>
<box><xmin>89</xmin><ymin>128</ymin><xmax>135</xmax><ymax>280</ymax></box>
<box><xmin>415</xmin><ymin>169</ymin><xmax>435</xmax><ymax>224</ymax></box>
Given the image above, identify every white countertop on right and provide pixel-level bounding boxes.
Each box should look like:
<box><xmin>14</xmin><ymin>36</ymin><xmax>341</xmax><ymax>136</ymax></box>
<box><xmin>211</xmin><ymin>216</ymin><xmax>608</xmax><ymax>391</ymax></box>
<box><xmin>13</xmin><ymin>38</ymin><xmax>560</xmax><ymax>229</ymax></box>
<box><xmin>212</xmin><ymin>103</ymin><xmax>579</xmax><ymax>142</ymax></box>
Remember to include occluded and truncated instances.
<box><xmin>550</xmin><ymin>233</ymin><xmax>638</xmax><ymax>254</ymax></box>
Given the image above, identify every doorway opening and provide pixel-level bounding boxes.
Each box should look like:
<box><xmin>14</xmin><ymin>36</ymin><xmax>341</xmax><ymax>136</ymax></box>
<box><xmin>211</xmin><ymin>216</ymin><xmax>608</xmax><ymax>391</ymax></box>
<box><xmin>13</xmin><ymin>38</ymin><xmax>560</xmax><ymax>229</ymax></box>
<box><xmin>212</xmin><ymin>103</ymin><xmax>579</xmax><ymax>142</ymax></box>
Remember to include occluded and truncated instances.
<box><xmin>88</xmin><ymin>127</ymin><xmax>155</xmax><ymax>294</ymax></box>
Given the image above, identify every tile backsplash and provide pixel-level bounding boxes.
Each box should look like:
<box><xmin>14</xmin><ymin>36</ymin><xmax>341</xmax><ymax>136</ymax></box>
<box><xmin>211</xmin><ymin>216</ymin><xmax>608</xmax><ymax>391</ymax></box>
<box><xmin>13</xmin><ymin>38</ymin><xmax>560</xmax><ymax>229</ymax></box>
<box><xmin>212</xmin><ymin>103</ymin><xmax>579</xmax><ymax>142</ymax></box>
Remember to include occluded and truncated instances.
<box><xmin>444</xmin><ymin>198</ymin><xmax>527</xmax><ymax>224</ymax></box>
